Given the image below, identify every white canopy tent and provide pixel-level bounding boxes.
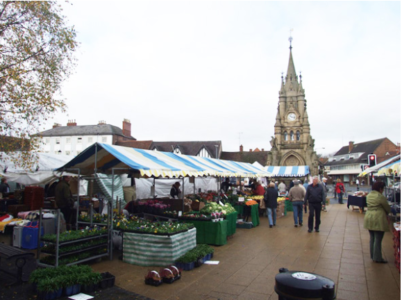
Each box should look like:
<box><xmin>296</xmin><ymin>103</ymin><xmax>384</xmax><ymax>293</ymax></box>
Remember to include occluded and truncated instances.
<box><xmin>0</xmin><ymin>152</ymin><xmax>74</xmax><ymax>185</ymax></box>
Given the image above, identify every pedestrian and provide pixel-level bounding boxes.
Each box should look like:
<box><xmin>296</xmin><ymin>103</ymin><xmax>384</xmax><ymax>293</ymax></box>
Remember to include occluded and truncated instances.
<box><xmin>264</xmin><ymin>182</ymin><xmax>278</xmax><ymax>228</ymax></box>
<box><xmin>304</xmin><ymin>176</ymin><xmax>325</xmax><ymax>233</ymax></box>
<box><xmin>253</xmin><ymin>180</ymin><xmax>265</xmax><ymax>195</ymax></box>
<box><xmin>289</xmin><ymin>180</ymin><xmax>305</xmax><ymax>227</ymax></box>
<box><xmin>274</xmin><ymin>181</ymin><xmax>278</xmax><ymax>192</ymax></box>
<box><xmin>320</xmin><ymin>177</ymin><xmax>329</xmax><ymax>212</ymax></box>
<box><xmin>55</xmin><ymin>176</ymin><xmax>74</xmax><ymax>229</ymax></box>
<box><xmin>288</xmin><ymin>180</ymin><xmax>295</xmax><ymax>191</ymax></box>
<box><xmin>0</xmin><ymin>178</ymin><xmax>10</xmax><ymax>197</ymax></box>
<box><xmin>278</xmin><ymin>181</ymin><xmax>286</xmax><ymax>195</ymax></box>
<box><xmin>170</xmin><ymin>182</ymin><xmax>181</xmax><ymax>199</ymax></box>
<box><xmin>335</xmin><ymin>179</ymin><xmax>346</xmax><ymax>204</ymax></box>
<box><xmin>362</xmin><ymin>179</ymin><xmax>365</xmax><ymax>186</ymax></box>
<box><xmin>356</xmin><ymin>178</ymin><xmax>360</xmax><ymax>191</ymax></box>
<box><xmin>363</xmin><ymin>181</ymin><xmax>390</xmax><ymax>263</ymax></box>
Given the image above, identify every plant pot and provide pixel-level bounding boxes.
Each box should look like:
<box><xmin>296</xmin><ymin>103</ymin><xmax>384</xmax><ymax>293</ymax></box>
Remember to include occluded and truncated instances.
<box><xmin>194</xmin><ymin>257</ymin><xmax>204</xmax><ymax>268</ymax></box>
<box><xmin>55</xmin><ymin>288</ymin><xmax>62</xmax><ymax>299</ymax></box>
<box><xmin>100</xmin><ymin>272</ymin><xmax>115</xmax><ymax>289</ymax></box>
<box><xmin>205</xmin><ymin>253</ymin><xmax>212</xmax><ymax>260</ymax></box>
<box><xmin>64</xmin><ymin>286</ymin><xmax>74</xmax><ymax>296</ymax></box>
<box><xmin>82</xmin><ymin>283</ymin><xmax>97</xmax><ymax>293</ymax></box>
<box><xmin>72</xmin><ymin>284</ymin><xmax>81</xmax><ymax>294</ymax></box>
<box><xmin>175</xmin><ymin>262</ymin><xmax>194</xmax><ymax>271</ymax></box>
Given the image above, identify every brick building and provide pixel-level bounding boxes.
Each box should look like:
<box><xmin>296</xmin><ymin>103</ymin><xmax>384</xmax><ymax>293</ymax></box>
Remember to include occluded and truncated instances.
<box><xmin>325</xmin><ymin>138</ymin><xmax>399</xmax><ymax>184</ymax></box>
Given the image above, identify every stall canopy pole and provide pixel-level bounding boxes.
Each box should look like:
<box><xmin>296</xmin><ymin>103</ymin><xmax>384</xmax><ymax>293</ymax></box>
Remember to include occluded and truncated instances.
<box><xmin>153</xmin><ymin>177</ymin><xmax>156</xmax><ymax>198</ymax></box>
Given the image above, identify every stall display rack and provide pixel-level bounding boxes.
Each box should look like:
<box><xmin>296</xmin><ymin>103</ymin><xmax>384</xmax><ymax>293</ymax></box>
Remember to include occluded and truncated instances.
<box><xmin>37</xmin><ymin>202</ymin><xmax>113</xmax><ymax>267</ymax></box>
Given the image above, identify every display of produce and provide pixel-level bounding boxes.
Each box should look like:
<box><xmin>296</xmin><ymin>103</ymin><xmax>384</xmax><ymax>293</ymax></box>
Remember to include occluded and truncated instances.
<box><xmin>41</xmin><ymin>226</ymin><xmax>108</xmax><ymax>243</ymax></box>
<box><xmin>114</xmin><ymin>215</ymin><xmax>194</xmax><ymax>235</ymax></box>
<box><xmin>199</xmin><ymin>202</ymin><xmax>236</xmax><ymax>215</ymax></box>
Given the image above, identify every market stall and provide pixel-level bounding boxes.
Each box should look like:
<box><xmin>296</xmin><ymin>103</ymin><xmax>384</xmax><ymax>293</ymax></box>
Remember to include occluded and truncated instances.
<box><xmin>56</xmin><ymin>143</ymin><xmax>271</xmax><ymax>262</ymax></box>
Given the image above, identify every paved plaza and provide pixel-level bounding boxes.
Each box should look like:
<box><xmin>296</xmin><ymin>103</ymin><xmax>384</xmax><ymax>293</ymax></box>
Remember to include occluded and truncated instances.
<box><xmin>90</xmin><ymin>200</ymin><xmax>401</xmax><ymax>300</ymax></box>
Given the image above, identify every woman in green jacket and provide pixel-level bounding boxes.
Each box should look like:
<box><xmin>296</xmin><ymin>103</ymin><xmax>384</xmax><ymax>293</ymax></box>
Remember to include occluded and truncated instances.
<box><xmin>363</xmin><ymin>181</ymin><xmax>391</xmax><ymax>263</ymax></box>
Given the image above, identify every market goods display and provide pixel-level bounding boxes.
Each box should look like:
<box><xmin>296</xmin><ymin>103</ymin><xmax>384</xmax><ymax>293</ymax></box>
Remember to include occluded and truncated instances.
<box><xmin>30</xmin><ymin>265</ymin><xmax>103</xmax><ymax>298</ymax></box>
<box><xmin>353</xmin><ymin>191</ymin><xmax>368</xmax><ymax>197</ymax></box>
<box><xmin>114</xmin><ymin>215</ymin><xmax>194</xmax><ymax>235</ymax></box>
<box><xmin>41</xmin><ymin>225</ymin><xmax>108</xmax><ymax>243</ymax></box>
<box><xmin>145</xmin><ymin>270</ymin><xmax>163</xmax><ymax>286</ymax></box>
<box><xmin>249</xmin><ymin>195</ymin><xmax>264</xmax><ymax>201</ymax></box>
<box><xmin>175</xmin><ymin>244</ymin><xmax>214</xmax><ymax>271</ymax></box>
<box><xmin>199</xmin><ymin>202</ymin><xmax>236</xmax><ymax>215</ymax></box>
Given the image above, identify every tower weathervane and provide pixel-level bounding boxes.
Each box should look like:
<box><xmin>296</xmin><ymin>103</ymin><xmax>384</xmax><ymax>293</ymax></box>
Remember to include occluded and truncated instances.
<box><xmin>289</xmin><ymin>29</ymin><xmax>293</xmax><ymax>50</ymax></box>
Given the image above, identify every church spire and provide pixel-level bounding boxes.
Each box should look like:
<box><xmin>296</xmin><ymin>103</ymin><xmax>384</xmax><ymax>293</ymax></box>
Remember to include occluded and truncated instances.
<box><xmin>284</xmin><ymin>34</ymin><xmax>299</xmax><ymax>91</ymax></box>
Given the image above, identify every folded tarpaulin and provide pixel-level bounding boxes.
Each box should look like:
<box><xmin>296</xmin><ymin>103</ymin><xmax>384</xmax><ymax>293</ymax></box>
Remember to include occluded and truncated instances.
<box><xmin>264</xmin><ymin>166</ymin><xmax>310</xmax><ymax>177</ymax></box>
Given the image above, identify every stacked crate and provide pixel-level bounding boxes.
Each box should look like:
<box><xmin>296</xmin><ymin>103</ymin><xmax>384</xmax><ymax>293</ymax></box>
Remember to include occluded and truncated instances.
<box><xmin>24</xmin><ymin>186</ymin><xmax>44</xmax><ymax>210</ymax></box>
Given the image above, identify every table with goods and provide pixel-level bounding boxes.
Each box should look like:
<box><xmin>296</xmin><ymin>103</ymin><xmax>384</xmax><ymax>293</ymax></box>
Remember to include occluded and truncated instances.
<box><xmin>347</xmin><ymin>191</ymin><xmax>368</xmax><ymax>213</ymax></box>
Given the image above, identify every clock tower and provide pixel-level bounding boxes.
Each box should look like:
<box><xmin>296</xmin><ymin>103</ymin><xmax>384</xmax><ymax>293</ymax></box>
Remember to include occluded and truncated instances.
<box><xmin>268</xmin><ymin>39</ymin><xmax>319</xmax><ymax>175</ymax></box>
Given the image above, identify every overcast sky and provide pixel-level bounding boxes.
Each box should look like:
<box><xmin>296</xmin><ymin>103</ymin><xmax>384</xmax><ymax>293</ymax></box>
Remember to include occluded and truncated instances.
<box><xmin>50</xmin><ymin>1</ymin><xmax>401</xmax><ymax>156</ymax></box>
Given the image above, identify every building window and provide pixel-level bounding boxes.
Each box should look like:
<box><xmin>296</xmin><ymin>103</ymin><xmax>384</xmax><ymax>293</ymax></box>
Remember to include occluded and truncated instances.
<box><xmin>77</xmin><ymin>137</ymin><xmax>82</xmax><ymax>143</ymax></box>
<box><xmin>290</xmin><ymin>131</ymin><xmax>294</xmax><ymax>141</ymax></box>
<box><xmin>174</xmin><ymin>147</ymin><xmax>181</xmax><ymax>155</ymax></box>
<box><xmin>88</xmin><ymin>137</ymin><xmax>93</xmax><ymax>143</ymax></box>
<box><xmin>46</xmin><ymin>138</ymin><xmax>50</xmax><ymax>143</ymax></box>
<box><xmin>198</xmin><ymin>148</ymin><xmax>211</xmax><ymax>158</ymax></box>
<box><xmin>66</xmin><ymin>138</ymin><xmax>71</xmax><ymax>143</ymax></box>
<box><xmin>296</xmin><ymin>131</ymin><xmax>300</xmax><ymax>141</ymax></box>
<box><xmin>102</xmin><ymin>137</ymin><xmax>107</xmax><ymax>143</ymax></box>
<box><xmin>56</xmin><ymin>138</ymin><xmax>60</xmax><ymax>144</ymax></box>
<box><xmin>284</xmin><ymin>132</ymin><xmax>288</xmax><ymax>141</ymax></box>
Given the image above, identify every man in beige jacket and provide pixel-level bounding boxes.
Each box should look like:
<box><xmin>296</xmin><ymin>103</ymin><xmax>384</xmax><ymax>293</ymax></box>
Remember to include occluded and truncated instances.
<box><xmin>289</xmin><ymin>180</ymin><xmax>306</xmax><ymax>227</ymax></box>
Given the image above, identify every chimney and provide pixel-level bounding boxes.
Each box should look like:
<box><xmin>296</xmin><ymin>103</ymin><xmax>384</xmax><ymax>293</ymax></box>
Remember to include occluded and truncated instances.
<box><xmin>262</xmin><ymin>148</ymin><xmax>264</xmax><ymax>151</ymax></box>
<box><xmin>240</xmin><ymin>145</ymin><xmax>243</xmax><ymax>152</ymax></box>
<box><xmin>349</xmin><ymin>141</ymin><xmax>354</xmax><ymax>153</ymax></box>
<box><xmin>249</xmin><ymin>149</ymin><xmax>252</xmax><ymax>152</ymax></box>
<box><xmin>67</xmin><ymin>119</ymin><xmax>77</xmax><ymax>126</ymax></box>
<box><xmin>53</xmin><ymin>123</ymin><xmax>61</xmax><ymax>128</ymax></box>
<box><xmin>122</xmin><ymin>119</ymin><xmax>131</xmax><ymax>137</ymax></box>
<box><xmin>98</xmin><ymin>120</ymin><xmax>106</xmax><ymax>125</ymax></box>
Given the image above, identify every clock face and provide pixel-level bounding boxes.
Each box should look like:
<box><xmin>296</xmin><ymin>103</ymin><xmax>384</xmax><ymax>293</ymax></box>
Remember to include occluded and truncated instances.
<box><xmin>288</xmin><ymin>113</ymin><xmax>296</xmax><ymax>121</ymax></box>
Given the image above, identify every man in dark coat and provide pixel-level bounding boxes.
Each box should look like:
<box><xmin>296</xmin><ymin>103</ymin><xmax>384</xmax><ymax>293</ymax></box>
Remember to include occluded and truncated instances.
<box><xmin>304</xmin><ymin>176</ymin><xmax>325</xmax><ymax>233</ymax></box>
<box><xmin>170</xmin><ymin>182</ymin><xmax>181</xmax><ymax>198</ymax></box>
<box><xmin>264</xmin><ymin>182</ymin><xmax>278</xmax><ymax>228</ymax></box>
<box><xmin>55</xmin><ymin>176</ymin><xmax>73</xmax><ymax>228</ymax></box>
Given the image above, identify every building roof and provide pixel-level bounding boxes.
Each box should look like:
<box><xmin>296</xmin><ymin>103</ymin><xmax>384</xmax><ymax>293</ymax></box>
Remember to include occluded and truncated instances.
<box><xmin>115</xmin><ymin>140</ymin><xmax>153</xmax><ymax>149</ymax></box>
<box><xmin>220</xmin><ymin>151</ymin><xmax>268</xmax><ymax>166</ymax></box>
<box><xmin>150</xmin><ymin>141</ymin><xmax>222</xmax><ymax>157</ymax></box>
<box><xmin>326</xmin><ymin>138</ymin><xmax>389</xmax><ymax>166</ymax></box>
<box><xmin>35</xmin><ymin>124</ymin><xmax>135</xmax><ymax>139</ymax></box>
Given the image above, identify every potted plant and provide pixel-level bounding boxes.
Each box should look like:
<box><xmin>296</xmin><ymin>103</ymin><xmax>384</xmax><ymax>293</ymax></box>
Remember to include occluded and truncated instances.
<box><xmin>168</xmin><ymin>265</ymin><xmax>181</xmax><ymax>281</ymax></box>
<box><xmin>175</xmin><ymin>251</ymin><xmax>196</xmax><ymax>271</ymax></box>
<box><xmin>37</xmin><ymin>277</ymin><xmax>61</xmax><ymax>300</ymax></box>
<box><xmin>81</xmin><ymin>272</ymin><xmax>101</xmax><ymax>293</ymax></box>
<box><xmin>63</xmin><ymin>273</ymin><xmax>78</xmax><ymax>296</ymax></box>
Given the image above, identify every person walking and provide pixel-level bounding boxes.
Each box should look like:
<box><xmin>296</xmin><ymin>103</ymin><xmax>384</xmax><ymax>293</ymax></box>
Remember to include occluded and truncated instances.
<box><xmin>356</xmin><ymin>178</ymin><xmax>360</xmax><ymax>191</ymax></box>
<box><xmin>320</xmin><ymin>177</ymin><xmax>329</xmax><ymax>212</ymax></box>
<box><xmin>289</xmin><ymin>180</ymin><xmax>305</xmax><ymax>227</ymax></box>
<box><xmin>335</xmin><ymin>179</ymin><xmax>346</xmax><ymax>204</ymax></box>
<box><xmin>304</xmin><ymin>176</ymin><xmax>325</xmax><ymax>233</ymax></box>
<box><xmin>55</xmin><ymin>176</ymin><xmax>73</xmax><ymax>229</ymax></box>
<box><xmin>264</xmin><ymin>182</ymin><xmax>278</xmax><ymax>228</ymax></box>
<box><xmin>364</xmin><ymin>181</ymin><xmax>391</xmax><ymax>263</ymax></box>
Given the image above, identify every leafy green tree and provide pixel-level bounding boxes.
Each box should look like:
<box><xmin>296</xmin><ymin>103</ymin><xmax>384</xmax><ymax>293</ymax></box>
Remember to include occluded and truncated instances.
<box><xmin>0</xmin><ymin>1</ymin><xmax>77</xmax><ymax>169</ymax></box>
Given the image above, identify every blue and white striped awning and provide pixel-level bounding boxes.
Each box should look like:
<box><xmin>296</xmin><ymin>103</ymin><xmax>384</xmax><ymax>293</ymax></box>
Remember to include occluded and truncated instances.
<box><xmin>57</xmin><ymin>143</ymin><xmax>272</xmax><ymax>178</ymax></box>
<box><xmin>264</xmin><ymin>166</ymin><xmax>310</xmax><ymax>177</ymax></box>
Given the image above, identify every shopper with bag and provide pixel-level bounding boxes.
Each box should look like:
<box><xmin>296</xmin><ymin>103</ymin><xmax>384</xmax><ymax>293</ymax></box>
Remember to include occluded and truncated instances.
<box><xmin>264</xmin><ymin>182</ymin><xmax>278</xmax><ymax>228</ymax></box>
<box><xmin>335</xmin><ymin>179</ymin><xmax>346</xmax><ymax>204</ymax></box>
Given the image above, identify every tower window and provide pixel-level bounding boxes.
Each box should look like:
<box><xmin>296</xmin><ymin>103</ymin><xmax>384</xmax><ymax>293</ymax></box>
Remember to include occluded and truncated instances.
<box><xmin>296</xmin><ymin>131</ymin><xmax>300</xmax><ymax>141</ymax></box>
<box><xmin>290</xmin><ymin>131</ymin><xmax>294</xmax><ymax>141</ymax></box>
<box><xmin>284</xmin><ymin>132</ymin><xmax>288</xmax><ymax>141</ymax></box>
